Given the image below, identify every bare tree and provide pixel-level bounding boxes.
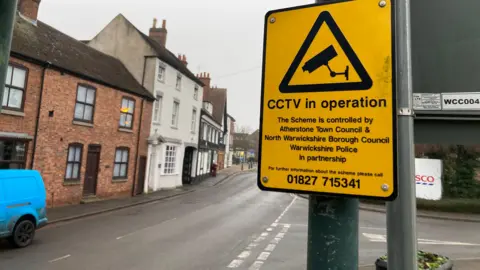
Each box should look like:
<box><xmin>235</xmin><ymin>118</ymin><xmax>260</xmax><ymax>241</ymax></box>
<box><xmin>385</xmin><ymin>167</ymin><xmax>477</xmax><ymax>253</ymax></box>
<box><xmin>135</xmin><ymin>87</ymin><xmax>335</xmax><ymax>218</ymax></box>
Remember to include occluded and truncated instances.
<box><xmin>236</xmin><ymin>124</ymin><xmax>253</xmax><ymax>134</ymax></box>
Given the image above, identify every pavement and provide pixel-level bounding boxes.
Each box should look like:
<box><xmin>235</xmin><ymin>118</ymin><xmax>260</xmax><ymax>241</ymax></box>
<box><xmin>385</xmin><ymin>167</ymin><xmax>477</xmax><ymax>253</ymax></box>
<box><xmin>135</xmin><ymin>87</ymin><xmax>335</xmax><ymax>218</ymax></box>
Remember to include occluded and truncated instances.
<box><xmin>46</xmin><ymin>164</ymin><xmax>254</xmax><ymax>224</ymax></box>
<box><xmin>1</xmin><ymin>171</ymin><xmax>479</xmax><ymax>270</ymax></box>
<box><xmin>358</xmin><ymin>202</ymin><xmax>480</xmax><ymax>223</ymax></box>
<box><xmin>297</xmin><ymin>194</ymin><xmax>480</xmax><ymax>223</ymax></box>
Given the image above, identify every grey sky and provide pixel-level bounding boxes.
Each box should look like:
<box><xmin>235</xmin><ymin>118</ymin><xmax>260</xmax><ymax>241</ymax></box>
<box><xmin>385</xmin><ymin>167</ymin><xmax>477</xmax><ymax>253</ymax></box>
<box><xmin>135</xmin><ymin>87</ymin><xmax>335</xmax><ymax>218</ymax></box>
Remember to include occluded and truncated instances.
<box><xmin>37</xmin><ymin>0</ymin><xmax>312</xmax><ymax>131</ymax></box>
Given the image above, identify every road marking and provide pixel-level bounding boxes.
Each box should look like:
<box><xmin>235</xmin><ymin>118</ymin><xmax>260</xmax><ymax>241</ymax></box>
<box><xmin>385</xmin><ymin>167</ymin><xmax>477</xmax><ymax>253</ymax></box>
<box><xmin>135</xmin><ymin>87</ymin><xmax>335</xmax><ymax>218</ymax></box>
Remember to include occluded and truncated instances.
<box><xmin>278</xmin><ymin>223</ymin><xmax>306</xmax><ymax>227</ymax></box>
<box><xmin>238</xmin><ymin>251</ymin><xmax>251</xmax><ymax>259</ymax></box>
<box><xmin>271</xmin><ymin>237</ymin><xmax>281</xmax><ymax>244</ymax></box>
<box><xmin>265</xmin><ymin>244</ymin><xmax>276</xmax><ymax>252</ymax></box>
<box><xmin>254</xmin><ymin>236</ymin><xmax>266</xmax><ymax>243</ymax></box>
<box><xmin>249</xmin><ymin>261</ymin><xmax>264</xmax><ymax>270</ymax></box>
<box><xmin>360</xmin><ymin>226</ymin><xmax>386</xmax><ymax>231</ymax></box>
<box><xmin>274</xmin><ymin>196</ymin><xmax>297</xmax><ymax>223</ymax></box>
<box><xmin>49</xmin><ymin>254</ymin><xmax>71</xmax><ymax>263</ymax></box>
<box><xmin>116</xmin><ymin>217</ymin><xmax>177</xmax><ymax>240</ymax></box>
<box><xmin>363</xmin><ymin>233</ymin><xmax>480</xmax><ymax>246</ymax></box>
<box><xmin>227</xmin><ymin>259</ymin><xmax>244</xmax><ymax>268</ymax></box>
<box><xmin>257</xmin><ymin>252</ymin><xmax>271</xmax><ymax>261</ymax></box>
<box><xmin>227</xmin><ymin>197</ymin><xmax>297</xmax><ymax>270</ymax></box>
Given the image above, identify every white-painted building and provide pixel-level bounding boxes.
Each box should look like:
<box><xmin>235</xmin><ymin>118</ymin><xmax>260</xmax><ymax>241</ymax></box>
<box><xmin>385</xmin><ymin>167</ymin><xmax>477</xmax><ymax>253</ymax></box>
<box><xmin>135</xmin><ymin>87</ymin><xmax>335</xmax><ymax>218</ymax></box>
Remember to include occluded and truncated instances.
<box><xmin>225</xmin><ymin>115</ymin><xmax>236</xmax><ymax>167</ymax></box>
<box><xmin>88</xmin><ymin>15</ymin><xmax>204</xmax><ymax>191</ymax></box>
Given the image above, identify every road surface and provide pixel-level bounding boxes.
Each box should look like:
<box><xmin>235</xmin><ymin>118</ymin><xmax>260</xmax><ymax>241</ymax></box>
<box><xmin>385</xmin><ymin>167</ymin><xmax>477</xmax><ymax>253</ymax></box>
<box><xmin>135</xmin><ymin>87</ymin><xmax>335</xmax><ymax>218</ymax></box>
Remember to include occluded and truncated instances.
<box><xmin>1</xmin><ymin>172</ymin><xmax>479</xmax><ymax>269</ymax></box>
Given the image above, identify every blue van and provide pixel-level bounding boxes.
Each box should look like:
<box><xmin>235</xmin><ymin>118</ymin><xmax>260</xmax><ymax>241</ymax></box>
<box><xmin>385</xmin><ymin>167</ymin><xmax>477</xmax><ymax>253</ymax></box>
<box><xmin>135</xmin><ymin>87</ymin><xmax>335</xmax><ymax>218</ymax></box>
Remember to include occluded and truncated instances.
<box><xmin>0</xmin><ymin>170</ymin><xmax>48</xmax><ymax>248</ymax></box>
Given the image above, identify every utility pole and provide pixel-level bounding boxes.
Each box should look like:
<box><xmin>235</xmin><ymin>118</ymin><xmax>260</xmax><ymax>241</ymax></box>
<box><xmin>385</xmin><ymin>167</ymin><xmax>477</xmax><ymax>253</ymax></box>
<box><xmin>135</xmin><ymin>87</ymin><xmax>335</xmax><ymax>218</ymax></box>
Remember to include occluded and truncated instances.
<box><xmin>386</xmin><ymin>0</ymin><xmax>417</xmax><ymax>268</ymax></box>
<box><xmin>0</xmin><ymin>0</ymin><xmax>18</xmax><ymax>106</ymax></box>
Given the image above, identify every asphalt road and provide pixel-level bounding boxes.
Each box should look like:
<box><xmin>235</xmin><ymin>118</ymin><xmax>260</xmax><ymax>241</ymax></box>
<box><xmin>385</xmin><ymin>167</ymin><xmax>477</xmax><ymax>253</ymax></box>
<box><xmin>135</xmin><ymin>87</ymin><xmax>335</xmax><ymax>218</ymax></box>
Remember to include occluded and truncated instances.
<box><xmin>1</xmin><ymin>172</ymin><xmax>479</xmax><ymax>270</ymax></box>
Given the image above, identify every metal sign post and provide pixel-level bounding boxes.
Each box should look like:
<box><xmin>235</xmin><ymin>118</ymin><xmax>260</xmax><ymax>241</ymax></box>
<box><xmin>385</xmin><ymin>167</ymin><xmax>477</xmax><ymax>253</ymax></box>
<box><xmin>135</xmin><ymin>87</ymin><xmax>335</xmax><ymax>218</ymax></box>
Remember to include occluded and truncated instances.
<box><xmin>0</xmin><ymin>0</ymin><xmax>18</xmax><ymax>107</ymax></box>
<box><xmin>386</xmin><ymin>0</ymin><xmax>418</xmax><ymax>268</ymax></box>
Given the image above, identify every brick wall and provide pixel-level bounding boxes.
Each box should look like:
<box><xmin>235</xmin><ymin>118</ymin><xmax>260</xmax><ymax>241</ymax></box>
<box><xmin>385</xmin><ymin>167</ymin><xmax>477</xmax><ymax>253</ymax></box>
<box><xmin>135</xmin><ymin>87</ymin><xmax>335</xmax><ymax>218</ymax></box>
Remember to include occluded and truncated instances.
<box><xmin>0</xmin><ymin>57</ymin><xmax>42</xmax><ymax>169</ymax></box>
<box><xmin>30</xmin><ymin>68</ymin><xmax>152</xmax><ymax>207</ymax></box>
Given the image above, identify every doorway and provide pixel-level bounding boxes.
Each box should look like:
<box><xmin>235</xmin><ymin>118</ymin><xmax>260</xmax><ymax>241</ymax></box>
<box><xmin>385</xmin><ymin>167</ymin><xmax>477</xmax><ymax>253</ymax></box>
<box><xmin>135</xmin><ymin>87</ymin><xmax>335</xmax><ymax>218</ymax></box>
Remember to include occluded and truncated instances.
<box><xmin>83</xmin><ymin>145</ymin><xmax>101</xmax><ymax>196</ymax></box>
<box><xmin>136</xmin><ymin>156</ymin><xmax>147</xmax><ymax>195</ymax></box>
<box><xmin>182</xmin><ymin>147</ymin><xmax>194</xmax><ymax>184</ymax></box>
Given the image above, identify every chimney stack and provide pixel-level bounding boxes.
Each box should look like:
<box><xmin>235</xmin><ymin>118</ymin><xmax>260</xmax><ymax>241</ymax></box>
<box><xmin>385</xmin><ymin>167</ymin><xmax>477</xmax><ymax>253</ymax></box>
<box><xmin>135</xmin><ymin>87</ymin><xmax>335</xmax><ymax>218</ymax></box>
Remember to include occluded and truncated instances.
<box><xmin>18</xmin><ymin>0</ymin><xmax>41</xmax><ymax>21</ymax></box>
<box><xmin>180</xmin><ymin>54</ymin><xmax>188</xmax><ymax>66</ymax></box>
<box><xmin>197</xmin><ymin>72</ymin><xmax>211</xmax><ymax>90</ymax></box>
<box><xmin>149</xmin><ymin>18</ymin><xmax>167</xmax><ymax>47</ymax></box>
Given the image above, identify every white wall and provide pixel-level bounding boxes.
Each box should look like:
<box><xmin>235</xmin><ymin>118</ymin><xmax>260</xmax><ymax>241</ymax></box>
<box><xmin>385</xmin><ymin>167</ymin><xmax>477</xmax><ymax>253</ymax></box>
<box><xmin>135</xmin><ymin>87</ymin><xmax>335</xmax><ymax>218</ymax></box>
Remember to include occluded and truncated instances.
<box><xmin>151</xmin><ymin>58</ymin><xmax>202</xmax><ymax>142</ymax></box>
<box><xmin>224</xmin><ymin>116</ymin><xmax>232</xmax><ymax>167</ymax></box>
<box><xmin>148</xmin><ymin>58</ymin><xmax>202</xmax><ymax>187</ymax></box>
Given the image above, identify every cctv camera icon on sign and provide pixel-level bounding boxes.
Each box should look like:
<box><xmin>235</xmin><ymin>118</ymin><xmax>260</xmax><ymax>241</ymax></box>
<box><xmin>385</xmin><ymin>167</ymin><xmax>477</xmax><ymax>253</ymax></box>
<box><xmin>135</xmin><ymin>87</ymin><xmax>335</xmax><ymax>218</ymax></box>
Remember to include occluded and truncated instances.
<box><xmin>302</xmin><ymin>45</ymin><xmax>349</xmax><ymax>81</ymax></box>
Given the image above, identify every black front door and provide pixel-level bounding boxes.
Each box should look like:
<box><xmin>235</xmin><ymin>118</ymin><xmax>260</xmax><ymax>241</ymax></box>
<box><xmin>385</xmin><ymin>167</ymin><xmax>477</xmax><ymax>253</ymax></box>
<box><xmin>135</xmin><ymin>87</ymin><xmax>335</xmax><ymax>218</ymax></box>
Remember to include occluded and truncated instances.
<box><xmin>136</xmin><ymin>156</ymin><xmax>147</xmax><ymax>195</ymax></box>
<box><xmin>83</xmin><ymin>145</ymin><xmax>101</xmax><ymax>196</ymax></box>
<box><xmin>182</xmin><ymin>147</ymin><xmax>194</xmax><ymax>184</ymax></box>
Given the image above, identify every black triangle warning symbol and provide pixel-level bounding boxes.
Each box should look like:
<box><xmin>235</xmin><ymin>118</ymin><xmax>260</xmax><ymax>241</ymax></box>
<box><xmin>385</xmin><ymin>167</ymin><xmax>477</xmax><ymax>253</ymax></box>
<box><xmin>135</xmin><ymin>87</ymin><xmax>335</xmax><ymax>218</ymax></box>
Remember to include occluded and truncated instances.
<box><xmin>279</xmin><ymin>11</ymin><xmax>373</xmax><ymax>93</ymax></box>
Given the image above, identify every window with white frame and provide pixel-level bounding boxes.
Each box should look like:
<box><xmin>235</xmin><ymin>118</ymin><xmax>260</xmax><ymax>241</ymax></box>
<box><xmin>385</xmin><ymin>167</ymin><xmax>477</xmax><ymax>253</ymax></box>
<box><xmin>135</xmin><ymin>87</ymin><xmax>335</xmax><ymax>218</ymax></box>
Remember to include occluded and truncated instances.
<box><xmin>175</xmin><ymin>74</ymin><xmax>182</xmax><ymax>90</ymax></box>
<box><xmin>194</xmin><ymin>85</ymin><xmax>199</xmax><ymax>100</ymax></box>
<box><xmin>157</xmin><ymin>63</ymin><xmax>166</xmax><ymax>82</ymax></box>
<box><xmin>153</xmin><ymin>95</ymin><xmax>163</xmax><ymax>123</ymax></box>
<box><xmin>191</xmin><ymin>109</ymin><xmax>197</xmax><ymax>132</ymax></box>
<box><xmin>163</xmin><ymin>145</ymin><xmax>177</xmax><ymax>174</ymax></box>
<box><xmin>172</xmin><ymin>101</ymin><xmax>180</xmax><ymax>127</ymax></box>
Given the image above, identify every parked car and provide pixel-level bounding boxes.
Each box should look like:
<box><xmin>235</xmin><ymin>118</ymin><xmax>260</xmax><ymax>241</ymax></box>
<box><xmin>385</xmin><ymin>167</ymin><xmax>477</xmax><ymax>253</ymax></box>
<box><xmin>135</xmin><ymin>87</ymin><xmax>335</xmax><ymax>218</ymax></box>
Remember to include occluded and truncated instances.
<box><xmin>0</xmin><ymin>170</ymin><xmax>48</xmax><ymax>248</ymax></box>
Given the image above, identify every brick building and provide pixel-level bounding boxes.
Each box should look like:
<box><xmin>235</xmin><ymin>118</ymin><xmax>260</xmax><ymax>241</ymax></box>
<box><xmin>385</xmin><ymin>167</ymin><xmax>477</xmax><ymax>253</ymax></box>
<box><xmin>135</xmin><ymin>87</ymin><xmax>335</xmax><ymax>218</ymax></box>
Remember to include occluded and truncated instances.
<box><xmin>0</xmin><ymin>0</ymin><xmax>154</xmax><ymax>207</ymax></box>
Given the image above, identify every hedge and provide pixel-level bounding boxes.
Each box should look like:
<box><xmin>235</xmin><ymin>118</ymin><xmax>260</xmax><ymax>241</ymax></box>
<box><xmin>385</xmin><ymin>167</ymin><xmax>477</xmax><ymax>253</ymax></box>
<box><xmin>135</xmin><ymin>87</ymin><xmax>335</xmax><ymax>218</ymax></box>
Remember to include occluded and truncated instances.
<box><xmin>421</xmin><ymin>145</ymin><xmax>480</xmax><ymax>199</ymax></box>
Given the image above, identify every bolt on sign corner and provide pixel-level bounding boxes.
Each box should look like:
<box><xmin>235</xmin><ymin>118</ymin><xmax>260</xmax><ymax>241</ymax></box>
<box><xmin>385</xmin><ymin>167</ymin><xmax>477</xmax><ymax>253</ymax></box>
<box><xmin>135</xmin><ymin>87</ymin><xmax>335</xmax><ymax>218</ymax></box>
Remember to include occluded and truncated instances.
<box><xmin>258</xmin><ymin>1</ymin><xmax>397</xmax><ymax>200</ymax></box>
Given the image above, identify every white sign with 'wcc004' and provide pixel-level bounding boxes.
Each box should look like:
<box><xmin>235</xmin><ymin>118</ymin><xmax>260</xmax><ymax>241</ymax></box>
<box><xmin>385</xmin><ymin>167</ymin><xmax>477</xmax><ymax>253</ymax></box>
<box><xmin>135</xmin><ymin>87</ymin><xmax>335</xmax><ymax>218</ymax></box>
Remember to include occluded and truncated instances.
<box><xmin>415</xmin><ymin>158</ymin><xmax>443</xmax><ymax>201</ymax></box>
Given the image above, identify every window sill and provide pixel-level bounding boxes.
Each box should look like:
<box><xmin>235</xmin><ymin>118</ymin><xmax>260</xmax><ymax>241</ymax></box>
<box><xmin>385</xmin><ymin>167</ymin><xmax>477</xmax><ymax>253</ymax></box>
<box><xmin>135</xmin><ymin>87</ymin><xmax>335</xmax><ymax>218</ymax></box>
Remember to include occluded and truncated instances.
<box><xmin>118</xmin><ymin>128</ymin><xmax>133</xmax><ymax>133</ymax></box>
<box><xmin>152</xmin><ymin>122</ymin><xmax>161</xmax><ymax>126</ymax></box>
<box><xmin>112</xmin><ymin>178</ymin><xmax>128</xmax><ymax>183</ymax></box>
<box><xmin>161</xmin><ymin>173</ymin><xmax>179</xmax><ymax>176</ymax></box>
<box><xmin>73</xmin><ymin>120</ymin><xmax>94</xmax><ymax>127</ymax></box>
<box><xmin>1</xmin><ymin>109</ymin><xmax>25</xmax><ymax>117</ymax></box>
<box><xmin>63</xmin><ymin>180</ymin><xmax>81</xmax><ymax>186</ymax></box>
<box><xmin>191</xmin><ymin>131</ymin><xmax>196</xmax><ymax>134</ymax></box>
<box><xmin>171</xmin><ymin>126</ymin><xmax>178</xmax><ymax>130</ymax></box>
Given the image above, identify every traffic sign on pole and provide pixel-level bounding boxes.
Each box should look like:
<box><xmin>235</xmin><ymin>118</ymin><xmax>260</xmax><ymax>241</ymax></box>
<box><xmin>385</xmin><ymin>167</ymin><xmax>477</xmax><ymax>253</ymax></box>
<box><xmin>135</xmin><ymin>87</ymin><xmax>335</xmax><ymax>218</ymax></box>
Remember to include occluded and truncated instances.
<box><xmin>258</xmin><ymin>0</ymin><xmax>396</xmax><ymax>200</ymax></box>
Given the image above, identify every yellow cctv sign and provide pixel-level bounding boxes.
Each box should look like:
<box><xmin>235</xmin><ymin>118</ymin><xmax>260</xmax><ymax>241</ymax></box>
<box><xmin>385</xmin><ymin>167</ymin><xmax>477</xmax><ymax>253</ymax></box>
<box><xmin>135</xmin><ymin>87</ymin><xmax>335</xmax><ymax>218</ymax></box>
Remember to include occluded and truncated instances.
<box><xmin>258</xmin><ymin>1</ymin><xmax>397</xmax><ymax>200</ymax></box>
